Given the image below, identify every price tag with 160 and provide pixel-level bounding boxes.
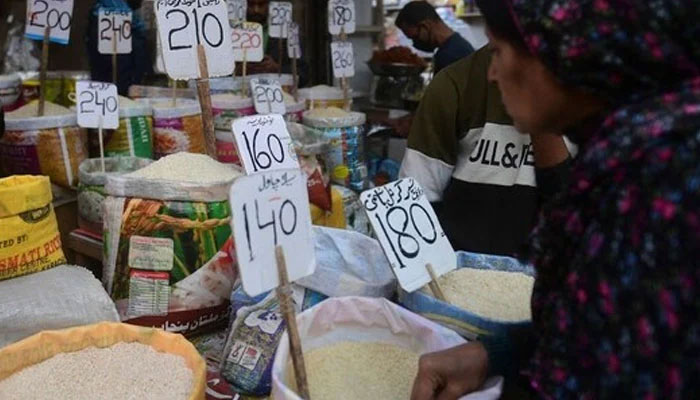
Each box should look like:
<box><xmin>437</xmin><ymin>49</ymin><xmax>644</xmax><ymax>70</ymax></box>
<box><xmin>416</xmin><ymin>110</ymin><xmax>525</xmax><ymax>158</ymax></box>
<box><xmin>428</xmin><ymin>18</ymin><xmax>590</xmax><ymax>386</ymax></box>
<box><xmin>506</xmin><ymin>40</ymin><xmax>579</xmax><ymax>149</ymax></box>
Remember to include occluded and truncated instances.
<box><xmin>76</xmin><ymin>81</ymin><xmax>119</xmax><ymax>129</ymax></box>
<box><xmin>25</xmin><ymin>0</ymin><xmax>74</xmax><ymax>45</ymax></box>
<box><xmin>98</xmin><ymin>9</ymin><xmax>132</xmax><ymax>54</ymax></box>
<box><xmin>360</xmin><ymin>178</ymin><xmax>456</xmax><ymax>292</ymax></box>
<box><xmin>268</xmin><ymin>1</ymin><xmax>292</xmax><ymax>38</ymax></box>
<box><xmin>229</xmin><ymin>169</ymin><xmax>315</xmax><ymax>296</ymax></box>
<box><xmin>328</xmin><ymin>0</ymin><xmax>355</xmax><ymax>35</ymax></box>
<box><xmin>232</xmin><ymin>114</ymin><xmax>299</xmax><ymax>174</ymax></box>
<box><xmin>287</xmin><ymin>22</ymin><xmax>301</xmax><ymax>59</ymax></box>
<box><xmin>154</xmin><ymin>0</ymin><xmax>234</xmax><ymax>80</ymax></box>
<box><xmin>232</xmin><ymin>22</ymin><xmax>264</xmax><ymax>62</ymax></box>
<box><xmin>331</xmin><ymin>41</ymin><xmax>355</xmax><ymax>78</ymax></box>
<box><xmin>250</xmin><ymin>78</ymin><xmax>286</xmax><ymax>115</ymax></box>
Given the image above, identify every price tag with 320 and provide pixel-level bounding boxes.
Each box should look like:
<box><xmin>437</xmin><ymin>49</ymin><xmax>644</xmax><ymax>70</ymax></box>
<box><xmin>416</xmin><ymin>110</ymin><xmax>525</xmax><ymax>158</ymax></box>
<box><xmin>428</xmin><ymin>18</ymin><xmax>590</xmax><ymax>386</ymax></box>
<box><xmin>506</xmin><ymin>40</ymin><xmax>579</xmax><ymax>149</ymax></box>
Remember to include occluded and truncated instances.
<box><xmin>330</xmin><ymin>41</ymin><xmax>355</xmax><ymax>78</ymax></box>
<box><xmin>76</xmin><ymin>81</ymin><xmax>119</xmax><ymax>129</ymax></box>
<box><xmin>328</xmin><ymin>0</ymin><xmax>355</xmax><ymax>35</ymax></box>
<box><xmin>98</xmin><ymin>9</ymin><xmax>132</xmax><ymax>54</ymax></box>
<box><xmin>360</xmin><ymin>178</ymin><xmax>456</xmax><ymax>292</ymax></box>
<box><xmin>25</xmin><ymin>0</ymin><xmax>75</xmax><ymax>45</ymax></box>
<box><xmin>154</xmin><ymin>0</ymin><xmax>234</xmax><ymax>80</ymax></box>
<box><xmin>232</xmin><ymin>114</ymin><xmax>299</xmax><ymax>174</ymax></box>
<box><xmin>232</xmin><ymin>22</ymin><xmax>264</xmax><ymax>62</ymax></box>
<box><xmin>268</xmin><ymin>1</ymin><xmax>292</xmax><ymax>38</ymax></box>
<box><xmin>229</xmin><ymin>169</ymin><xmax>315</xmax><ymax>296</ymax></box>
<box><xmin>250</xmin><ymin>78</ymin><xmax>286</xmax><ymax>115</ymax></box>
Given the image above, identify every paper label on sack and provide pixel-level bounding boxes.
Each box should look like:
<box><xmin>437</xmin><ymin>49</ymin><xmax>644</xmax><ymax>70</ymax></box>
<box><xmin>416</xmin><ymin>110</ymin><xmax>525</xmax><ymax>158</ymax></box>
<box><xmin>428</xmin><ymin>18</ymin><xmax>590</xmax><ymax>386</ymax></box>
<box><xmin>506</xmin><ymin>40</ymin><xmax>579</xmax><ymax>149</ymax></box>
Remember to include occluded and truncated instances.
<box><xmin>250</xmin><ymin>78</ymin><xmax>286</xmax><ymax>115</ymax></box>
<box><xmin>229</xmin><ymin>169</ymin><xmax>315</xmax><ymax>296</ymax></box>
<box><xmin>287</xmin><ymin>22</ymin><xmax>301</xmax><ymax>59</ymax></box>
<box><xmin>128</xmin><ymin>235</ymin><xmax>174</xmax><ymax>271</ymax></box>
<box><xmin>154</xmin><ymin>0</ymin><xmax>235</xmax><ymax>80</ymax></box>
<box><xmin>25</xmin><ymin>0</ymin><xmax>75</xmax><ymax>45</ymax></box>
<box><xmin>331</xmin><ymin>41</ymin><xmax>355</xmax><ymax>78</ymax></box>
<box><xmin>76</xmin><ymin>81</ymin><xmax>119</xmax><ymax>129</ymax></box>
<box><xmin>128</xmin><ymin>270</ymin><xmax>170</xmax><ymax>318</ymax></box>
<box><xmin>227</xmin><ymin>0</ymin><xmax>246</xmax><ymax>23</ymax></box>
<box><xmin>360</xmin><ymin>178</ymin><xmax>456</xmax><ymax>292</ymax></box>
<box><xmin>328</xmin><ymin>0</ymin><xmax>356</xmax><ymax>35</ymax></box>
<box><xmin>232</xmin><ymin>22</ymin><xmax>264</xmax><ymax>62</ymax></box>
<box><xmin>232</xmin><ymin>114</ymin><xmax>299</xmax><ymax>174</ymax></box>
<box><xmin>267</xmin><ymin>1</ymin><xmax>292</xmax><ymax>38</ymax></box>
<box><xmin>98</xmin><ymin>9</ymin><xmax>132</xmax><ymax>54</ymax></box>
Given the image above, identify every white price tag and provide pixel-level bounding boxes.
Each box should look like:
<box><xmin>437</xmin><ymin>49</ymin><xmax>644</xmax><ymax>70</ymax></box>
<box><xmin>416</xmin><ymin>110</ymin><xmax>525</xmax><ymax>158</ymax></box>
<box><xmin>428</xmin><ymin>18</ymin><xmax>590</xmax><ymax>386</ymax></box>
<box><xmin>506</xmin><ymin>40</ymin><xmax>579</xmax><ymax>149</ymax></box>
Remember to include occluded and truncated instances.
<box><xmin>330</xmin><ymin>41</ymin><xmax>355</xmax><ymax>78</ymax></box>
<box><xmin>232</xmin><ymin>22</ymin><xmax>264</xmax><ymax>62</ymax></box>
<box><xmin>98</xmin><ymin>9</ymin><xmax>132</xmax><ymax>54</ymax></box>
<box><xmin>328</xmin><ymin>0</ymin><xmax>355</xmax><ymax>35</ymax></box>
<box><xmin>25</xmin><ymin>0</ymin><xmax>75</xmax><ymax>45</ymax></box>
<box><xmin>250</xmin><ymin>78</ymin><xmax>286</xmax><ymax>115</ymax></box>
<box><xmin>155</xmin><ymin>0</ymin><xmax>234</xmax><ymax>80</ymax></box>
<box><xmin>76</xmin><ymin>81</ymin><xmax>119</xmax><ymax>129</ymax></box>
<box><xmin>287</xmin><ymin>22</ymin><xmax>301</xmax><ymax>59</ymax></box>
<box><xmin>268</xmin><ymin>1</ymin><xmax>292</xmax><ymax>38</ymax></box>
<box><xmin>229</xmin><ymin>169</ymin><xmax>315</xmax><ymax>296</ymax></box>
<box><xmin>227</xmin><ymin>0</ymin><xmax>246</xmax><ymax>23</ymax></box>
<box><xmin>360</xmin><ymin>178</ymin><xmax>457</xmax><ymax>292</ymax></box>
<box><xmin>232</xmin><ymin>114</ymin><xmax>299</xmax><ymax>174</ymax></box>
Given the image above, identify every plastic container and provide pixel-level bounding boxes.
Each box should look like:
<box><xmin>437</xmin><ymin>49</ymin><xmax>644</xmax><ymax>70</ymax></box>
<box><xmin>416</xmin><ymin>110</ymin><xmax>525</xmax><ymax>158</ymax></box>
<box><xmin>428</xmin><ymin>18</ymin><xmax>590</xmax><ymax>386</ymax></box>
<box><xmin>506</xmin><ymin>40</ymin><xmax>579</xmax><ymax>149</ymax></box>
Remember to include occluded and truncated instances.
<box><xmin>0</xmin><ymin>74</ymin><xmax>22</xmax><ymax>111</ymax></box>
<box><xmin>298</xmin><ymin>85</ymin><xmax>352</xmax><ymax>110</ymax></box>
<box><xmin>284</xmin><ymin>99</ymin><xmax>306</xmax><ymax>123</ymax></box>
<box><xmin>212</xmin><ymin>93</ymin><xmax>256</xmax><ymax>130</ymax></box>
<box><xmin>149</xmin><ymin>99</ymin><xmax>205</xmax><ymax>159</ymax></box>
<box><xmin>214</xmin><ymin>130</ymin><xmax>241</xmax><ymax>165</ymax></box>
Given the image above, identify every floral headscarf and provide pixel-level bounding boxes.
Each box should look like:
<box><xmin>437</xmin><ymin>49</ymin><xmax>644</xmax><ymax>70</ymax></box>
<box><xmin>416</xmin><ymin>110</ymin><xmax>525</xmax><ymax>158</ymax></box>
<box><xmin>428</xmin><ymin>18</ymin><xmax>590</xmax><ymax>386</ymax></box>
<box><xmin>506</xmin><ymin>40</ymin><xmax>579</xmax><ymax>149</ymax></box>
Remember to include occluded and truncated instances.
<box><xmin>490</xmin><ymin>0</ymin><xmax>700</xmax><ymax>398</ymax></box>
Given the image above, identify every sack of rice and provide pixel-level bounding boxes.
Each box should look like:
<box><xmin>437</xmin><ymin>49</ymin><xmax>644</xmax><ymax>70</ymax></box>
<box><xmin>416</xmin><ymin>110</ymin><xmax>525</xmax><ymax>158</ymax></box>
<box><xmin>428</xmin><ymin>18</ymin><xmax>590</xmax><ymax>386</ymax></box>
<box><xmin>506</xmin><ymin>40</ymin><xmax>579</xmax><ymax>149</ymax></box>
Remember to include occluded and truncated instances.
<box><xmin>0</xmin><ymin>102</ymin><xmax>88</xmax><ymax>188</ymax></box>
<box><xmin>0</xmin><ymin>175</ymin><xmax>67</xmax><ymax>281</ymax></box>
<box><xmin>0</xmin><ymin>322</ymin><xmax>206</xmax><ymax>400</ymax></box>
<box><xmin>399</xmin><ymin>251</ymin><xmax>535</xmax><ymax>344</ymax></box>
<box><xmin>271</xmin><ymin>296</ymin><xmax>503</xmax><ymax>400</ymax></box>
<box><xmin>88</xmin><ymin>97</ymin><xmax>154</xmax><ymax>158</ymax></box>
<box><xmin>0</xmin><ymin>74</ymin><xmax>22</xmax><ymax>112</ymax></box>
<box><xmin>147</xmin><ymin>99</ymin><xmax>205</xmax><ymax>159</ymax></box>
<box><xmin>77</xmin><ymin>157</ymin><xmax>153</xmax><ymax>234</ymax></box>
<box><xmin>102</xmin><ymin>153</ymin><xmax>241</xmax><ymax>336</ymax></box>
<box><xmin>303</xmin><ymin>109</ymin><xmax>367</xmax><ymax>191</ymax></box>
<box><xmin>0</xmin><ymin>265</ymin><xmax>118</xmax><ymax>348</ymax></box>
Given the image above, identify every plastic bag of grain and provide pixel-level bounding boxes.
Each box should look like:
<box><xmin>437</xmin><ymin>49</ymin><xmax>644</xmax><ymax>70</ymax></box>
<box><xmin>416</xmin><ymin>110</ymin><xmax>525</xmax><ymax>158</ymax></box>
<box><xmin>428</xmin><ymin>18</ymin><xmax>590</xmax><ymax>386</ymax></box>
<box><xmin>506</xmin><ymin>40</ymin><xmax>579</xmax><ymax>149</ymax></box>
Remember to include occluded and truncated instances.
<box><xmin>147</xmin><ymin>99</ymin><xmax>205</xmax><ymax>159</ymax></box>
<box><xmin>88</xmin><ymin>97</ymin><xmax>153</xmax><ymax>158</ymax></box>
<box><xmin>0</xmin><ymin>74</ymin><xmax>22</xmax><ymax>112</ymax></box>
<box><xmin>1</xmin><ymin>102</ymin><xmax>88</xmax><ymax>188</ymax></box>
<box><xmin>303</xmin><ymin>108</ymin><xmax>367</xmax><ymax>192</ymax></box>
<box><xmin>271</xmin><ymin>296</ymin><xmax>503</xmax><ymax>400</ymax></box>
<box><xmin>77</xmin><ymin>157</ymin><xmax>152</xmax><ymax>234</ymax></box>
<box><xmin>0</xmin><ymin>175</ymin><xmax>67</xmax><ymax>281</ymax></box>
<box><xmin>0</xmin><ymin>265</ymin><xmax>118</xmax><ymax>347</ymax></box>
<box><xmin>0</xmin><ymin>322</ymin><xmax>206</xmax><ymax>400</ymax></box>
<box><xmin>286</xmin><ymin>122</ymin><xmax>331</xmax><ymax>210</ymax></box>
<box><xmin>103</xmin><ymin>153</ymin><xmax>241</xmax><ymax>336</ymax></box>
<box><xmin>284</xmin><ymin>98</ymin><xmax>306</xmax><ymax>123</ymax></box>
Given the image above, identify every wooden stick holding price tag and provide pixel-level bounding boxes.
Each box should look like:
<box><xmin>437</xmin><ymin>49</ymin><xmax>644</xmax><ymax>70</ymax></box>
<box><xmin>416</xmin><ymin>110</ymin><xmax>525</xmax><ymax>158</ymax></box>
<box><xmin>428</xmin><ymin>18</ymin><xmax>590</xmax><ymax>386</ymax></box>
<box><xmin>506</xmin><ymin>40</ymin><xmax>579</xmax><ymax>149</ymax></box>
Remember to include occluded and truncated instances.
<box><xmin>339</xmin><ymin>27</ymin><xmax>349</xmax><ymax>109</ymax></box>
<box><xmin>170</xmin><ymin>78</ymin><xmax>177</xmax><ymax>107</ymax></box>
<box><xmin>278</xmin><ymin>25</ymin><xmax>285</xmax><ymax>76</ymax></box>
<box><xmin>38</xmin><ymin>26</ymin><xmax>50</xmax><ymax>117</ymax></box>
<box><xmin>426</xmin><ymin>263</ymin><xmax>448</xmax><ymax>302</ymax></box>
<box><xmin>112</xmin><ymin>35</ymin><xmax>118</xmax><ymax>85</ymax></box>
<box><xmin>275</xmin><ymin>246</ymin><xmax>311</xmax><ymax>400</ymax></box>
<box><xmin>196</xmin><ymin>45</ymin><xmax>217</xmax><ymax>158</ymax></box>
<box><xmin>98</xmin><ymin>115</ymin><xmax>106</xmax><ymax>173</ymax></box>
<box><xmin>242</xmin><ymin>48</ymin><xmax>248</xmax><ymax>98</ymax></box>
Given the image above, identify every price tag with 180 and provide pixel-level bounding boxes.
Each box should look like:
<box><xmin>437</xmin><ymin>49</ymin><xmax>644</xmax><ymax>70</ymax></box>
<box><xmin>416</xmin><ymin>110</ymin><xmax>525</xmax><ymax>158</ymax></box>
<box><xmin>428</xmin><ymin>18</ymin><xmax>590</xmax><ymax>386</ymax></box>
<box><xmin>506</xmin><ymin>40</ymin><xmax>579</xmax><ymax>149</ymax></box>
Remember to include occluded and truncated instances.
<box><xmin>76</xmin><ymin>81</ymin><xmax>119</xmax><ymax>129</ymax></box>
<box><xmin>98</xmin><ymin>9</ymin><xmax>132</xmax><ymax>54</ymax></box>
<box><xmin>232</xmin><ymin>114</ymin><xmax>299</xmax><ymax>174</ymax></box>
<box><xmin>250</xmin><ymin>78</ymin><xmax>286</xmax><ymax>114</ymax></box>
<box><xmin>330</xmin><ymin>41</ymin><xmax>355</xmax><ymax>78</ymax></box>
<box><xmin>229</xmin><ymin>169</ymin><xmax>315</xmax><ymax>296</ymax></box>
<box><xmin>25</xmin><ymin>0</ymin><xmax>75</xmax><ymax>45</ymax></box>
<box><xmin>328</xmin><ymin>0</ymin><xmax>355</xmax><ymax>35</ymax></box>
<box><xmin>360</xmin><ymin>178</ymin><xmax>456</xmax><ymax>292</ymax></box>
<box><xmin>268</xmin><ymin>1</ymin><xmax>292</xmax><ymax>38</ymax></box>
<box><xmin>232</xmin><ymin>22</ymin><xmax>264</xmax><ymax>62</ymax></box>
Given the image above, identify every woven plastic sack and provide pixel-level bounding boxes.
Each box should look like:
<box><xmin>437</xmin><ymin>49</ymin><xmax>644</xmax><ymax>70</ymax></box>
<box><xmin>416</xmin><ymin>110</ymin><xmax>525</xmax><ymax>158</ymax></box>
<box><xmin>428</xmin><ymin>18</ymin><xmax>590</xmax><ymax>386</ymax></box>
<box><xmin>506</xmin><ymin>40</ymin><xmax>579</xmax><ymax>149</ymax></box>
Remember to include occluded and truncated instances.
<box><xmin>271</xmin><ymin>296</ymin><xmax>503</xmax><ymax>400</ymax></box>
<box><xmin>0</xmin><ymin>265</ymin><xmax>118</xmax><ymax>348</ymax></box>
<box><xmin>0</xmin><ymin>322</ymin><xmax>206</xmax><ymax>400</ymax></box>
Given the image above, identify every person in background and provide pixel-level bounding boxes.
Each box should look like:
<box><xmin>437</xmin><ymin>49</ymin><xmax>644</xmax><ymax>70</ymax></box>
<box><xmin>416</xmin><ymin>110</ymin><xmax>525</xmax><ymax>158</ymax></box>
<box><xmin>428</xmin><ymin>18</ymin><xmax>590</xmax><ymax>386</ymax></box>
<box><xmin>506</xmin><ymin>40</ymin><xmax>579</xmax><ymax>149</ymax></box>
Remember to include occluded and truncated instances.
<box><xmin>411</xmin><ymin>0</ymin><xmax>700</xmax><ymax>398</ymax></box>
<box><xmin>86</xmin><ymin>0</ymin><xmax>151</xmax><ymax>95</ymax></box>
<box><xmin>395</xmin><ymin>1</ymin><xmax>475</xmax><ymax>74</ymax></box>
<box><xmin>400</xmin><ymin>45</ymin><xmax>573</xmax><ymax>256</ymax></box>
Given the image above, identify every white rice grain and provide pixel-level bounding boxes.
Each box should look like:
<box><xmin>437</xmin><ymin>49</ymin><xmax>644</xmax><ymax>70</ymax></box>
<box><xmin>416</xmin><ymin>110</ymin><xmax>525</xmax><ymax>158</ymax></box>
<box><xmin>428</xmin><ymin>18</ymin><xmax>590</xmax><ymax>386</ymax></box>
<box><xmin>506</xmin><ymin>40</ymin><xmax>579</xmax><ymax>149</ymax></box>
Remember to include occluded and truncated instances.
<box><xmin>127</xmin><ymin>152</ymin><xmax>241</xmax><ymax>183</ymax></box>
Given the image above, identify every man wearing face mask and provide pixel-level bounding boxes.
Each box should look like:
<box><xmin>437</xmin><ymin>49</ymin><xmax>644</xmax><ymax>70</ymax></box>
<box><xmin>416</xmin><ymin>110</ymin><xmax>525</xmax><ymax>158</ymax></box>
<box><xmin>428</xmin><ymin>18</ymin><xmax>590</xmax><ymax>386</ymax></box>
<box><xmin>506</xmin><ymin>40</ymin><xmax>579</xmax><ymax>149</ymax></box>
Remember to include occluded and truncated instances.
<box><xmin>395</xmin><ymin>1</ymin><xmax>474</xmax><ymax>74</ymax></box>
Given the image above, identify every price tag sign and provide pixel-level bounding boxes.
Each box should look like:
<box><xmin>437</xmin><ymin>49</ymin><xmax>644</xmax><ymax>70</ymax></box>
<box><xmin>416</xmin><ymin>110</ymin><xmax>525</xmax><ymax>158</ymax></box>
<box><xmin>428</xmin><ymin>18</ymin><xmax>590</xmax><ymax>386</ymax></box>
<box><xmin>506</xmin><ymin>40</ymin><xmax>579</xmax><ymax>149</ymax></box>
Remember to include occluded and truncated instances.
<box><xmin>232</xmin><ymin>22</ymin><xmax>264</xmax><ymax>62</ymax></box>
<box><xmin>360</xmin><ymin>178</ymin><xmax>456</xmax><ymax>292</ymax></box>
<box><xmin>328</xmin><ymin>0</ymin><xmax>355</xmax><ymax>35</ymax></box>
<box><xmin>25</xmin><ymin>0</ymin><xmax>75</xmax><ymax>45</ymax></box>
<box><xmin>330</xmin><ymin>41</ymin><xmax>355</xmax><ymax>78</ymax></box>
<box><xmin>232</xmin><ymin>114</ymin><xmax>299</xmax><ymax>174</ymax></box>
<box><xmin>287</xmin><ymin>22</ymin><xmax>301</xmax><ymax>59</ymax></box>
<box><xmin>76</xmin><ymin>81</ymin><xmax>119</xmax><ymax>129</ymax></box>
<box><xmin>154</xmin><ymin>0</ymin><xmax>234</xmax><ymax>80</ymax></box>
<box><xmin>98</xmin><ymin>9</ymin><xmax>132</xmax><ymax>54</ymax></box>
<box><xmin>229</xmin><ymin>169</ymin><xmax>315</xmax><ymax>296</ymax></box>
<box><xmin>268</xmin><ymin>1</ymin><xmax>292</xmax><ymax>38</ymax></box>
<box><xmin>250</xmin><ymin>78</ymin><xmax>286</xmax><ymax>115</ymax></box>
<box><xmin>227</xmin><ymin>0</ymin><xmax>246</xmax><ymax>23</ymax></box>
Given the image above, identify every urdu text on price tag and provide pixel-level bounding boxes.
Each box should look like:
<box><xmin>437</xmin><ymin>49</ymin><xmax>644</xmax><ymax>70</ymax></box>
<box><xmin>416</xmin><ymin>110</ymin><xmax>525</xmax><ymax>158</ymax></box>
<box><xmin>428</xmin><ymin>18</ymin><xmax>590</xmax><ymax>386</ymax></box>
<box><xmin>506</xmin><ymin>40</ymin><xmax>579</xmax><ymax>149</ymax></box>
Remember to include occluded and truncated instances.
<box><xmin>25</xmin><ymin>0</ymin><xmax>75</xmax><ymax>45</ymax></box>
<box><xmin>360</xmin><ymin>178</ymin><xmax>457</xmax><ymax>292</ymax></box>
<box><xmin>232</xmin><ymin>22</ymin><xmax>264</xmax><ymax>62</ymax></box>
<box><xmin>76</xmin><ymin>81</ymin><xmax>119</xmax><ymax>129</ymax></box>
<box><xmin>328</xmin><ymin>0</ymin><xmax>356</xmax><ymax>35</ymax></box>
<box><xmin>154</xmin><ymin>0</ymin><xmax>234</xmax><ymax>80</ymax></box>
<box><xmin>232</xmin><ymin>114</ymin><xmax>299</xmax><ymax>174</ymax></box>
<box><xmin>267</xmin><ymin>1</ymin><xmax>292</xmax><ymax>38</ymax></box>
<box><xmin>229</xmin><ymin>169</ymin><xmax>315</xmax><ymax>296</ymax></box>
<box><xmin>330</xmin><ymin>41</ymin><xmax>355</xmax><ymax>78</ymax></box>
<box><xmin>98</xmin><ymin>9</ymin><xmax>132</xmax><ymax>54</ymax></box>
<box><xmin>250</xmin><ymin>78</ymin><xmax>287</xmax><ymax>115</ymax></box>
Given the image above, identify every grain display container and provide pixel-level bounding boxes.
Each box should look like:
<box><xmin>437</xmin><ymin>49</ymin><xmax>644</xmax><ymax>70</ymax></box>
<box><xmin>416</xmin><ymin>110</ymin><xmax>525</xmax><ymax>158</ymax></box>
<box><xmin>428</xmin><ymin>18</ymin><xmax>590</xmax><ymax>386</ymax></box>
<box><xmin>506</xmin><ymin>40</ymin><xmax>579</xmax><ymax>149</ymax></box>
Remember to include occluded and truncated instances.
<box><xmin>149</xmin><ymin>99</ymin><xmax>205</xmax><ymax>159</ymax></box>
<box><xmin>212</xmin><ymin>94</ymin><xmax>254</xmax><ymax>165</ymax></box>
<box><xmin>0</xmin><ymin>74</ymin><xmax>22</xmax><ymax>111</ymax></box>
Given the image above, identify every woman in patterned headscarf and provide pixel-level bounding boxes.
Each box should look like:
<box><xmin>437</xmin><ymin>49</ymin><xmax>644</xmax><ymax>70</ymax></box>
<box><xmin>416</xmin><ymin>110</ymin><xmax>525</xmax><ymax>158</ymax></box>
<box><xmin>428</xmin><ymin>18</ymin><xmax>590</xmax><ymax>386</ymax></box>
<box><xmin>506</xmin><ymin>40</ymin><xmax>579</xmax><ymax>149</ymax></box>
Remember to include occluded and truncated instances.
<box><xmin>411</xmin><ymin>1</ymin><xmax>699</xmax><ymax>399</ymax></box>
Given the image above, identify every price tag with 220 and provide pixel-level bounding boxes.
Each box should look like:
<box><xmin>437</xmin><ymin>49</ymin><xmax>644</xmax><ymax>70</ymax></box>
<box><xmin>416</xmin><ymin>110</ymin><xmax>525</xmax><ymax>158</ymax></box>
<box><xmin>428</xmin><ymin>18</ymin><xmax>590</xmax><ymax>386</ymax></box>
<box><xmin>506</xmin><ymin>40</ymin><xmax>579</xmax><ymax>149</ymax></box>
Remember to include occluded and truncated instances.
<box><xmin>76</xmin><ymin>81</ymin><xmax>119</xmax><ymax>129</ymax></box>
<box><xmin>98</xmin><ymin>9</ymin><xmax>132</xmax><ymax>54</ymax></box>
<box><xmin>231</xmin><ymin>21</ymin><xmax>264</xmax><ymax>62</ymax></box>
<box><xmin>25</xmin><ymin>0</ymin><xmax>75</xmax><ymax>45</ymax></box>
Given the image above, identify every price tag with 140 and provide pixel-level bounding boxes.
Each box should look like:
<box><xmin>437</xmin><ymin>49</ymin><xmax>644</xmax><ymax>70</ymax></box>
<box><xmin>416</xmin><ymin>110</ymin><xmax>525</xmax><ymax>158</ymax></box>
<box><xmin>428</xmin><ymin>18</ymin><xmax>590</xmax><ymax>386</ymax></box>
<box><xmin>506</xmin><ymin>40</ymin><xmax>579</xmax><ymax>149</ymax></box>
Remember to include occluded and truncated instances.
<box><xmin>331</xmin><ymin>41</ymin><xmax>355</xmax><ymax>78</ymax></box>
<box><xmin>154</xmin><ymin>0</ymin><xmax>234</xmax><ymax>80</ymax></box>
<box><xmin>232</xmin><ymin>22</ymin><xmax>264</xmax><ymax>62</ymax></box>
<box><xmin>25</xmin><ymin>0</ymin><xmax>74</xmax><ymax>45</ymax></box>
<box><xmin>360</xmin><ymin>178</ymin><xmax>456</xmax><ymax>292</ymax></box>
<box><xmin>229</xmin><ymin>169</ymin><xmax>315</xmax><ymax>296</ymax></box>
<box><xmin>250</xmin><ymin>78</ymin><xmax>286</xmax><ymax>114</ymax></box>
<box><xmin>98</xmin><ymin>9</ymin><xmax>132</xmax><ymax>54</ymax></box>
<box><xmin>328</xmin><ymin>0</ymin><xmax>355</xmax><ymax>35</ymax></box>
<box><xmin>232</xmin><ymin>114</ymin><xmax>299</xmax><ymax>174</ymax></box>
<box><xmin>76</xmin><ymin>81</ymin><xmax>119</xmax><ymax>129</ymax></box>
<box><xmin>268</xmin><ymin>1</ymin><xmax>292</xmax><ymax>38</ymax></box>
